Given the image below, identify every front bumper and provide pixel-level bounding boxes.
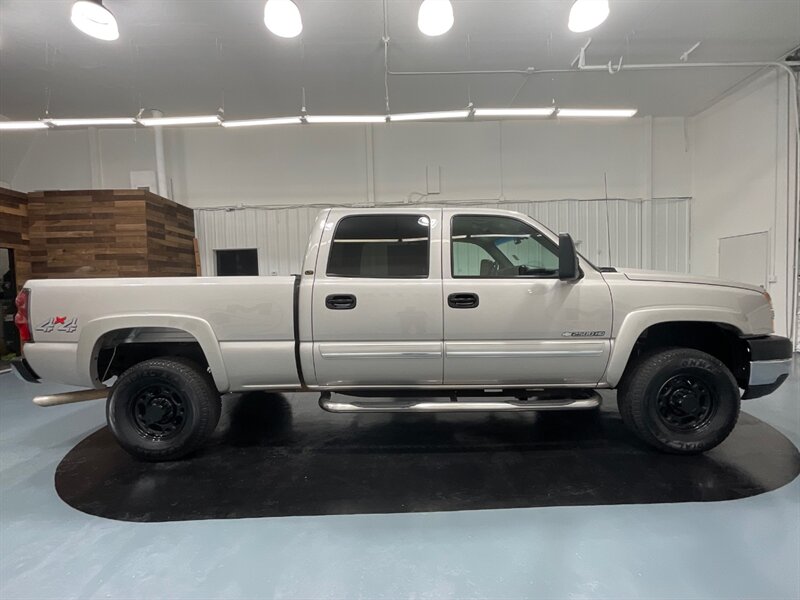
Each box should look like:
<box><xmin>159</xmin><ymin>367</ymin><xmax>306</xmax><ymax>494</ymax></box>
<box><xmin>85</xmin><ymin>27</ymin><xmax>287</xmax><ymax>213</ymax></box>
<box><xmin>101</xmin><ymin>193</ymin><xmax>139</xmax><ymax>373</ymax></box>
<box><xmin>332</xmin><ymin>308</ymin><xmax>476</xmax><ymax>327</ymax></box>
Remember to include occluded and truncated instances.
<box><xmin>11</xmin><ymin>358</ymin><xmax>40</xmax><ymax>384</ymax></box>
<box><xmin>742</xmin><ymin>335</ymin><xmax>793</xmax><ymax>399</ymax></box>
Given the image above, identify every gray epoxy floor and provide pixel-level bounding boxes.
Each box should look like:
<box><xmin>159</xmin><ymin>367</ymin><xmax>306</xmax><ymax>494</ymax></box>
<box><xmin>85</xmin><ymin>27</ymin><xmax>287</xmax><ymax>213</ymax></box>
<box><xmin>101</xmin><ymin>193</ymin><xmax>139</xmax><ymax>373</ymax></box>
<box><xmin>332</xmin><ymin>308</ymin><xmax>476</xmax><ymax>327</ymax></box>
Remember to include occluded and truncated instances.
<box><xmin>1</xmin><ymin>361</ymin><xmax>798</xmax><ymax>600</ymax></box>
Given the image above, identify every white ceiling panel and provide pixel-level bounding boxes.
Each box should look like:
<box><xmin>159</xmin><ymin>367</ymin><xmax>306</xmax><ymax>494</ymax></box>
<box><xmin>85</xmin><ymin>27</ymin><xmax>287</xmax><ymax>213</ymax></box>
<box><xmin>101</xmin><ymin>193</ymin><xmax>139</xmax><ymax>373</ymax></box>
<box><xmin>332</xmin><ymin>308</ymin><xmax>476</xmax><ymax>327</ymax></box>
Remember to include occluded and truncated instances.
<box><xmin>0</xmin><ymin>0</ymin><xmax>797</xmax><ymax>120</ymax></box>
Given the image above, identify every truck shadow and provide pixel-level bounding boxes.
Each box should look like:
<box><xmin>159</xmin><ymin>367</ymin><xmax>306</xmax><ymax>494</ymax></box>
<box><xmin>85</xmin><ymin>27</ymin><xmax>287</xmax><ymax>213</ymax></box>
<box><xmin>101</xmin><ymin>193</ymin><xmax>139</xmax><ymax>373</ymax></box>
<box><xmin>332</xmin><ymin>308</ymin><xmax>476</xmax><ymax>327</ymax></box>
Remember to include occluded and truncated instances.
<box><xmin>54</xmin><ymin>391</ymin><xmax>800</xmax><ymax>522</ymax></box>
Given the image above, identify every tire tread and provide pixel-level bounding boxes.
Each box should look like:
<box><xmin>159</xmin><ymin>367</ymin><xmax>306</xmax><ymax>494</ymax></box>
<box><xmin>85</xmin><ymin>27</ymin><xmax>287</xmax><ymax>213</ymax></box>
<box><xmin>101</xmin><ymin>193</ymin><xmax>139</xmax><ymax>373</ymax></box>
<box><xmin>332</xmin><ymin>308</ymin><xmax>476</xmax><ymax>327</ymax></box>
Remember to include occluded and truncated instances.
<box><xmin>617</xmin><ymin>347</ymin><xmax>740</xmax><ymax>454</ymax></box>
<box><xmin>107</xmin><ymin>357</ymin><xmax>221</xmax><ymax>462</ymax></box>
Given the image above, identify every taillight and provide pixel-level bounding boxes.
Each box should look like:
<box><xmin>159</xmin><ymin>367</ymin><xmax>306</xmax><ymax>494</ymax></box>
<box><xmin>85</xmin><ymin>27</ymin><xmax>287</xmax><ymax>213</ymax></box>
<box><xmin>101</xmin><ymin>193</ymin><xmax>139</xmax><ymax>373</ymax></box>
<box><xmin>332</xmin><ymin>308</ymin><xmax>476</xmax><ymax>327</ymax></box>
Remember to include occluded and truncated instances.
<box><xmin>14</xmin><ymin>288</ymin><xmax>32</xmax><ymax>344</ymax></box>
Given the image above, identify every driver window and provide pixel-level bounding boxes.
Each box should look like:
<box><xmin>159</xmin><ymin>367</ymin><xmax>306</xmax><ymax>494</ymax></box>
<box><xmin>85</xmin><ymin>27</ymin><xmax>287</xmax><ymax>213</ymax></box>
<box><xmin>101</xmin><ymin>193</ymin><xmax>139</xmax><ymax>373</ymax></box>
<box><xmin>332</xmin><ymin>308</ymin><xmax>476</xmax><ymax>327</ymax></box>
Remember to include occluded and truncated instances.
<box><xmin>451</xmin><ymin>215</ymin><xmax>559</xmax><ymax>278</ymax></box>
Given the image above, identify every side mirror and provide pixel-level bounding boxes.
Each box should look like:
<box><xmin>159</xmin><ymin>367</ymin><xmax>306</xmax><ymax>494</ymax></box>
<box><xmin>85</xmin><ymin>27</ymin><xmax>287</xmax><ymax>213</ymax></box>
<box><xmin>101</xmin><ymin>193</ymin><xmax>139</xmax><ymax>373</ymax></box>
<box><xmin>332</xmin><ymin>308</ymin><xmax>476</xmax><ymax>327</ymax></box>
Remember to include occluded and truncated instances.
<box><xmin>558</xmin><ymin>233</ymin><xmax>580</xmax><ymax>281</ymax></box>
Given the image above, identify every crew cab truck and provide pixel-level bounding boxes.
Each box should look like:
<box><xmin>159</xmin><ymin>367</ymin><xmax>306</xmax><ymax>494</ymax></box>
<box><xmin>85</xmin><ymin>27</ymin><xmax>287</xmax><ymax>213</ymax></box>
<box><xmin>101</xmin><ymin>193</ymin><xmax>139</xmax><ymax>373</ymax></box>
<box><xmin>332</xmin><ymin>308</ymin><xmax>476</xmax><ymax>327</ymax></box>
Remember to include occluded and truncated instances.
<box><xmin>12</xmin><ymin>207</ymin><xmax>793</xmax><ymax>461</ymax></box>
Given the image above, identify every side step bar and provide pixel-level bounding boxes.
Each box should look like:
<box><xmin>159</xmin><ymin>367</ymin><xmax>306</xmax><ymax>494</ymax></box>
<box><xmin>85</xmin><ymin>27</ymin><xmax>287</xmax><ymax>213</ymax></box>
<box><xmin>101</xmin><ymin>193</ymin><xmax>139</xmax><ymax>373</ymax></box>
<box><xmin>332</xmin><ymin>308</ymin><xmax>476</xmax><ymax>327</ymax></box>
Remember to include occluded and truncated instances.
<box><xmin>318</xmin><ymin>391</ymin><xmax>601</xmax><ymax>413</ymax></box>
<box><xmin>33</xmin><ymin>389</ymin><xmax>108</xmax><ymax>407</ymax></box>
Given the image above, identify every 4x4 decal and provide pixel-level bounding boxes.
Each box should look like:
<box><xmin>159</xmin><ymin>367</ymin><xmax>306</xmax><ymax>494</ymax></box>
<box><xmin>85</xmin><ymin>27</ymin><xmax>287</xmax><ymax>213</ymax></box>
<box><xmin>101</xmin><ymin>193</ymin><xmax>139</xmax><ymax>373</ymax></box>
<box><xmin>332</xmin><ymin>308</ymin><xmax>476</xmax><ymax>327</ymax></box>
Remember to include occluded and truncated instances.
<box><xmin>36</xmin><ymin>316</ymin><xmax>78</xmax><ymax>334</ymax></box>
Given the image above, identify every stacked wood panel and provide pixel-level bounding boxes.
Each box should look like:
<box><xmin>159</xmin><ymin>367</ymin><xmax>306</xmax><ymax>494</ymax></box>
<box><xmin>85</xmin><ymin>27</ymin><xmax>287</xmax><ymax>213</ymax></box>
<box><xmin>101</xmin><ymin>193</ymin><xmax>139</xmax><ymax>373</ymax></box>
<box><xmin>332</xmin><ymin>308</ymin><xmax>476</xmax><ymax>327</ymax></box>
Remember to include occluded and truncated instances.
<box><xmin>0</xmin><ymin>187</ymin><xmax>31</xmax><ymax>290</ymax></box>
<box><xmin>144</xmin><ymin>192</ymin><xmax>198</xmax><ymax>276</ymax></box>
<box><xmin>26</xmin><ymin>189</ymin><xmax>196</xmax><ymax>279</ymax></box>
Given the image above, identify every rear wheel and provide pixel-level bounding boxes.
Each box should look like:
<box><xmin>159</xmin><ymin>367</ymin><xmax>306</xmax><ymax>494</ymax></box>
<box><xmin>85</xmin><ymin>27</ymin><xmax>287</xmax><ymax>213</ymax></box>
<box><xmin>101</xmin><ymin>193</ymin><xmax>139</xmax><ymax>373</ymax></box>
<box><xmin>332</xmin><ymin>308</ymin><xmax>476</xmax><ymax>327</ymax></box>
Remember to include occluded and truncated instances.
<box><xmin>617</xmin><ymin>348</ymin><xmax>740</xmax><ymax>454</ymax></box>
<box><xmin>107</xmin><ymin>357</ymin><xmax>221</xmax><ymax>461</ymax></box>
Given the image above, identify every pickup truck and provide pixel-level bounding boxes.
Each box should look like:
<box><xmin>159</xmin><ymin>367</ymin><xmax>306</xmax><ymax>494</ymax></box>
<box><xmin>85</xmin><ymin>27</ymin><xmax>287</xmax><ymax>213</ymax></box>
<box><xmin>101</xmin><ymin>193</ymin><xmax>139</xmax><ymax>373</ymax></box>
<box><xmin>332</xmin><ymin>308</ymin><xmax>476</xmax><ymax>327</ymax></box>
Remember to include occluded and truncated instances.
<box><xmin>12</xmin><ymin>207</ymin><xmax>793</xmax><ymax>461</ymax></box>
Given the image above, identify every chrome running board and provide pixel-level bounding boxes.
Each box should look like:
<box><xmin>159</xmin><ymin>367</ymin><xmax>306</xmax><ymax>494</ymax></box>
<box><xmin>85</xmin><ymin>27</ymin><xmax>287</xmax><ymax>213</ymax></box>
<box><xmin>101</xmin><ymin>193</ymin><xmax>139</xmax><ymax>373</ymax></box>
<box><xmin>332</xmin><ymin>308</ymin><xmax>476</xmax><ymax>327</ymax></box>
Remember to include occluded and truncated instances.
<box><xmin>33</xmin><ymin>389</ymin><xmax>108</xmax><ymax>407</ymax></box>
<box><xmin>318</xmin><ymin>391</ymin><xmax>601</xmax><ymax>413</ymax></box>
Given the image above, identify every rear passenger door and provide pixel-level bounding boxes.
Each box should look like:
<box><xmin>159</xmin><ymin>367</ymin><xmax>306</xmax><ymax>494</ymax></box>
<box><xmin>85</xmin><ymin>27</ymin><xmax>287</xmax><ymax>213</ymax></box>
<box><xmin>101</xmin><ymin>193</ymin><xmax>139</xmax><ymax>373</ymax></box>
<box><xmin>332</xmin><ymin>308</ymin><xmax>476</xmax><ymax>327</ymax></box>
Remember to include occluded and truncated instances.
<box><xmin>311</xmin><ymin>210</ymin><xmax>443</xmax><ymax>387</ymax></box>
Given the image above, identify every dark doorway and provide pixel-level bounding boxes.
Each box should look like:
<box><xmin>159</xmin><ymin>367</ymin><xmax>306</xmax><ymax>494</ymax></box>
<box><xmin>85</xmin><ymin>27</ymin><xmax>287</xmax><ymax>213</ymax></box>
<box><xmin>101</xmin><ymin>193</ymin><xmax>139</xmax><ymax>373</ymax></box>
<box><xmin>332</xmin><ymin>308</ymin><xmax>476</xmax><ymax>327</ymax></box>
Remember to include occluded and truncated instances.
<box><xmin>0</xmin><ymin>247</ymin><xmax>19</xmax><ymax>357</ymax></box>
<box><xmin>215</xmin><ymin>249</ymin><xmax>259</xmax><ymax>276</ymax></box>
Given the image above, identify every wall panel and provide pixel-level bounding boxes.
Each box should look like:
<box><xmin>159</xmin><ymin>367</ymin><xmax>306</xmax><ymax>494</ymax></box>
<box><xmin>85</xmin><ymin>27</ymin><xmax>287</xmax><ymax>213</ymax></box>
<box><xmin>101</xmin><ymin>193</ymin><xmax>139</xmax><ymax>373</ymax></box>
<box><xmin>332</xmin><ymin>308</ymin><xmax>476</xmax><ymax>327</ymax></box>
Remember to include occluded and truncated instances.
<box><xmin>195</xmin><ymin>198</ymin><xmax>690</xmax><ymax>276</ymax></box>
<box><xmin>0</xmin><ymin>187</ymin><xmax>31</xmax><ymax>291</ymax></box>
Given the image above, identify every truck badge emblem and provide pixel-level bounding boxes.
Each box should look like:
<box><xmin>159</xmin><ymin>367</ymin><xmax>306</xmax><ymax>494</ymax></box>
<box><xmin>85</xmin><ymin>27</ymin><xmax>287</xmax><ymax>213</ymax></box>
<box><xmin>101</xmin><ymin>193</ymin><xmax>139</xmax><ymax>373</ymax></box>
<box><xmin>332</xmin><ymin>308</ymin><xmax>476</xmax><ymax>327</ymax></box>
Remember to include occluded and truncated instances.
<box><xmin>562</xmin><ymin>331</ymin><xmax>605</xmax><ymax>337</ymax></box>
<box><xmin>36</xmin><ymin>316</ymin><xmax>78</xmax><ymax>334</ymax></box>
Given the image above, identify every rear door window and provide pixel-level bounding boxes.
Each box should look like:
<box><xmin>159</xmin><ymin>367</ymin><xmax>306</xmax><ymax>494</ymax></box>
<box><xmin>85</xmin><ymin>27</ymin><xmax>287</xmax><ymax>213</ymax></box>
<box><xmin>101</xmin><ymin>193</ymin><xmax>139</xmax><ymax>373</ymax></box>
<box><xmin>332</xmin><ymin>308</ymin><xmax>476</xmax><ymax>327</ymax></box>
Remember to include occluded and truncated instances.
<box><xmin>327</xmin><ymin>215</ymin><xmax>430</xmax><ymax>278</ymax></box>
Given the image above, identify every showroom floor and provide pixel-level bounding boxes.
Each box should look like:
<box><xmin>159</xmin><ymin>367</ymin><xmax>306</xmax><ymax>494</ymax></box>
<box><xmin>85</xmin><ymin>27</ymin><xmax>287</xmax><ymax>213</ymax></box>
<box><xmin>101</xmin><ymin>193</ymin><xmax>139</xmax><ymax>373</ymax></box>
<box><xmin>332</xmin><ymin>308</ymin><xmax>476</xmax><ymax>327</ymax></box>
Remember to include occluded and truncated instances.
<box><xmin>1</xmin><ymin>360</ymin><xmax>798</xmax><ymax>600</ymax></box>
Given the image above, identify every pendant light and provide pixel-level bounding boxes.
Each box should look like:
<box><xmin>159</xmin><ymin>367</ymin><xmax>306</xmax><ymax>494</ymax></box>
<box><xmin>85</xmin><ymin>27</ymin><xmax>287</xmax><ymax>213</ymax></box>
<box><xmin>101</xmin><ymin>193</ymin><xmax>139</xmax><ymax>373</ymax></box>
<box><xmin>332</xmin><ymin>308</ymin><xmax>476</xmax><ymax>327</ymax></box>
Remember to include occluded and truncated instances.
<box><xmin>70</xmin><ymin>0</ymin><xmax>119</xmax><ymax>41</ymax></box>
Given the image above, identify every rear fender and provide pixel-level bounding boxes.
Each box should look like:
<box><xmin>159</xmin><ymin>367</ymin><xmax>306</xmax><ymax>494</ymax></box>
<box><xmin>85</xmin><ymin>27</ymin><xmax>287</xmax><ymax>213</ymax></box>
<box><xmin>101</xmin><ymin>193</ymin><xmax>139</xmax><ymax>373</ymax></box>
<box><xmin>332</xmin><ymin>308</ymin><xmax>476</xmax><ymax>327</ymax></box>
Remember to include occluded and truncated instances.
<box><xmin>78</xmin><ymin>314</ymin><xmax>229</xmax><ymax>391</ymax></box>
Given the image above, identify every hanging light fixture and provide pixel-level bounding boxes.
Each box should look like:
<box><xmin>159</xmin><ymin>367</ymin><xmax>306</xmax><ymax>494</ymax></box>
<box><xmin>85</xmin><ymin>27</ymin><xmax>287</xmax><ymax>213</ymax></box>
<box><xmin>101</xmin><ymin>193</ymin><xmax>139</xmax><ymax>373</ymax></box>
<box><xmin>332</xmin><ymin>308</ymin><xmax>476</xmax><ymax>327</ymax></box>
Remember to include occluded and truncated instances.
<box><xmin>389</xmin><ymin>110</ymin><xmax>469</xmax><ymax>122</ymax></box>
<box><xmin>138</xmin><ymin>115</ymin><xmax>221</xmax><ymax>127</ymax></box>
<box><xmin>305</xmin><ymin>115</ymin><xmax>387</xmax><ymax>124</ymax></box>
<box><xmin>568</xmin><ymin>0</ymin><xmax>609</xmax><ymax>33</ymax></box>
<box><xmin>264</xmin><ymin>0</ymin><xmax>303</xmax><ymax>38</ymax></box>
<box><xmin>557</xmin><ymin>108</ymin><xmax>637</xmax><ymax>118</ymax></box>
<box><xmin>417</xmin><ymin>0</ymin><xmax>454</xmax><ymax>36</ymax></box>
<box><xmin>70</xmin><ymin>0</ymin><xmax>119</xmax><ymax>41</ymax></box>
<box><xmin>0</xmin><ymin>121</ymin><xmax>50</xmax><ymax>131</ymax></box>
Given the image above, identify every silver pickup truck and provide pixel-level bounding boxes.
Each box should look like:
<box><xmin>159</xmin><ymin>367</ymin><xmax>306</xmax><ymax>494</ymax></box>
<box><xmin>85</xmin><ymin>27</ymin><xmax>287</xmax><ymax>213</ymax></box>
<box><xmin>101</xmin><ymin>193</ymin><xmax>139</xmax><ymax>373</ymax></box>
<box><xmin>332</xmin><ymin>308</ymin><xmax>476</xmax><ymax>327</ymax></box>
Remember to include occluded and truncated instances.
<box><xmin>12</xmin><ymin>207</ymin><xmax>793</xmax><ymax>461</ymax></box>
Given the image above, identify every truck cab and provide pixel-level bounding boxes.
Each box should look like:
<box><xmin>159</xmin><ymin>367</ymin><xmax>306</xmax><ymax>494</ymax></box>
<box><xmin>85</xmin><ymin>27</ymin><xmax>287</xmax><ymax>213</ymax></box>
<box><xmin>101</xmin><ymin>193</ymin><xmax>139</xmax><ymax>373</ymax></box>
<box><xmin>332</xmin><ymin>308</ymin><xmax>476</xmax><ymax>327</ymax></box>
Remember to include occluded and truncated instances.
<box><xmin>300</xmin><ymin>207</ymin><xmax>611</xmax><ymax>389</ymax></box>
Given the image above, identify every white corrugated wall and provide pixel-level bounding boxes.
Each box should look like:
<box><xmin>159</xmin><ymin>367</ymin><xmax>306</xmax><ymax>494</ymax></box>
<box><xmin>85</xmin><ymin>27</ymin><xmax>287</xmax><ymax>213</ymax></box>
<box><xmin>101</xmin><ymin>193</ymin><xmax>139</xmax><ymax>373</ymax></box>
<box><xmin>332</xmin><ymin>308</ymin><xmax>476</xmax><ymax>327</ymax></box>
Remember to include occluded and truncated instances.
<box><xmin>194</xmin><ymin>198</ymin><xmax>691</xmax><ymax>276</ymax></box>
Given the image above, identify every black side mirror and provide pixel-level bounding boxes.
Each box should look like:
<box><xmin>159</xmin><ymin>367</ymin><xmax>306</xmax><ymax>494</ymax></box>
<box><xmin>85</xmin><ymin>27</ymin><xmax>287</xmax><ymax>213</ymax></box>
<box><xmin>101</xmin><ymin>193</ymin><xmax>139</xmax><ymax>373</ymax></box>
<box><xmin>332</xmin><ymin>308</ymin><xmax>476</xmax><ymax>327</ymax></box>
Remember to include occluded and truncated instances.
<box><xmin>558</xmin><ymin>233</ymin><xmax>580</xmax><ymax>281</ymax></box>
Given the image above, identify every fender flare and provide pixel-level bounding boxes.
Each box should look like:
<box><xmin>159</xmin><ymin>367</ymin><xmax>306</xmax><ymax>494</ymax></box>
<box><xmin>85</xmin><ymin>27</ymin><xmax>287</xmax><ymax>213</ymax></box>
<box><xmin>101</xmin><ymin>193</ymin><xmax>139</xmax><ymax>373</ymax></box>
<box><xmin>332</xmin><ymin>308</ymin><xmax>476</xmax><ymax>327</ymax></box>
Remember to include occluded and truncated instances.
<box><xmin>604</xmin><ymin>307</ymin><xmax>747</xmax><ymax>387</ymax></box>
<box><xmin>77</xmin><ymin>314</ymin><xmax>230</xmax><ymax>392</ymax></box>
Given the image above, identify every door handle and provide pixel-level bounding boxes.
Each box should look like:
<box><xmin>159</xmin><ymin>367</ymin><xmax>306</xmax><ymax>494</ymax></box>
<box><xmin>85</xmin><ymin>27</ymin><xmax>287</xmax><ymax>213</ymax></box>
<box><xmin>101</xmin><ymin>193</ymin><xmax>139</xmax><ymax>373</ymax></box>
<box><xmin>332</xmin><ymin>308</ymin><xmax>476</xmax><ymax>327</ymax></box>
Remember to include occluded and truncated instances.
<box><xmin>326</xmin><ymin>294</ymin><xmax>357</xmax><ymax>310</ymax></box>
<box><xmin>448</xmin><ymin>293</ymin><xmax>479</xmax><ymax>309</ymax></box>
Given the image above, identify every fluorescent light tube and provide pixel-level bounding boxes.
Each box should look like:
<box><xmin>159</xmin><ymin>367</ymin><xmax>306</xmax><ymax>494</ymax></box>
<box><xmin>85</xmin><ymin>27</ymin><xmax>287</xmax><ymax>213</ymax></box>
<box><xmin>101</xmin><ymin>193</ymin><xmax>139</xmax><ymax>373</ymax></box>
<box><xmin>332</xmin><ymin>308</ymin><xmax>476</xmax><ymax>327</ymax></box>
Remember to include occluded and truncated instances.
<box><xmin>474</xmin><ymin>108</ymin><xmax>555</xmax><ymax>117</ymax></box>
<box><xmin>138</xmin><ymin>115</ymin><xmax>221</xmax><ymax>127</ymax></box>
<box><xmin>389</xmin><ymin>110</ymin><xmax>469</xmax><ymax>122</ymax></box>
<box><xmin>221</xmin><ymin>117</ymin><xmax>302</xmax><ymax>128</ymax></box>
<box><xmin>48</xmin><ymin>118</ymin><xmax>136</xmax><ymax>127</ymax></box>
<box><xmin>305</xmin><ymin>115</ymin><xmax>387</xmax><ymax>124</ymax></box>
<box><xmin>0</xmin><ymin>121</ymin><xmax>49</xmax><ymax>130</ymax></box>
<box><xmin>557</xmin><ymin>108</ymin><xmax>637</xmax><ymax>118</ymax></box>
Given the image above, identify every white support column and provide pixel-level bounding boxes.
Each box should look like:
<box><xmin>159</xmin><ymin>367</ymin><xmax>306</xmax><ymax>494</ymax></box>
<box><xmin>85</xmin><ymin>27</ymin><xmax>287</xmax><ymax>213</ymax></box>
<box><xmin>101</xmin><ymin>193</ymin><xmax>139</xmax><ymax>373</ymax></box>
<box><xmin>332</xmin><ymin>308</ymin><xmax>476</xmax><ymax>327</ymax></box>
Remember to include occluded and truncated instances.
<box><xmin>88</xmin><ymin>126</ymin><xmax>102</xmax><ymax>188</ymax></box>
<box><xmin>152</xmin><ymin>109</ymin><xmax>169</xmax><ymax>199</ymax></box>
<box><xmin>641</xmin><ymin>116</ymin><xmax>654</xmax><ymax>269</ymax></box>
<box><xmin>365</xmin><ymin>124</ymin><xmax>375</xmax><ymax>205</ymax></box>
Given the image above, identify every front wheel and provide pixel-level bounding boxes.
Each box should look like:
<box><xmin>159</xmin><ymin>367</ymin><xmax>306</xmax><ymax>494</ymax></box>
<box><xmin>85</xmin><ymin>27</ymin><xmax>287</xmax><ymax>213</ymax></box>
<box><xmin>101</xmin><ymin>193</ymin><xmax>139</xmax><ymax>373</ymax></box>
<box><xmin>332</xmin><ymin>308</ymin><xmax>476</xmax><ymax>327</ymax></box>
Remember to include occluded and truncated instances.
<box><xmin>617</xmin><ymin>348</ymin><xmax>740</xmax><ymax>454</ymax></box>
<box><xmin>107</xmin><ymin>357</ymin><xmax>221</xmax><ymax>461</ymax></box>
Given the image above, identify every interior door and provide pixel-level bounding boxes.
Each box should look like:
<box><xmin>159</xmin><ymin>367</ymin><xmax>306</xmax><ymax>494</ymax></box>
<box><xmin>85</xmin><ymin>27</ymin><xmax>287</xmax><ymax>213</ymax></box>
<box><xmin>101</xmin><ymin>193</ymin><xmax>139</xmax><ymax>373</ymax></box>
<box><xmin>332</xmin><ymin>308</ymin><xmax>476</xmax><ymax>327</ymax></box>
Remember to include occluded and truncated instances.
<box><xmin>442</xmin><ymin>212</ymin><xmax>612</xmax><ymax>386</ymax></box>
<box><xmin>311</xmin><ymin>210</ymin><xmax>443</xmax><ymax>387</ymax></box>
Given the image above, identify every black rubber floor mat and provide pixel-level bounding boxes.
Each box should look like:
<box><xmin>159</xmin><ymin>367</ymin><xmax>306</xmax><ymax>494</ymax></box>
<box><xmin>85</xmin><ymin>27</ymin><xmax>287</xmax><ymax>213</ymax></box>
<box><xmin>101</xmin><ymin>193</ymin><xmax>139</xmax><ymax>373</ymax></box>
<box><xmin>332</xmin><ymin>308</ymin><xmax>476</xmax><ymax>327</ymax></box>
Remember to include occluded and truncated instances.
<box><xmin>55</xmin><ymin>392</ymin><xmax>800</xmax><ymax>522</ymax></box>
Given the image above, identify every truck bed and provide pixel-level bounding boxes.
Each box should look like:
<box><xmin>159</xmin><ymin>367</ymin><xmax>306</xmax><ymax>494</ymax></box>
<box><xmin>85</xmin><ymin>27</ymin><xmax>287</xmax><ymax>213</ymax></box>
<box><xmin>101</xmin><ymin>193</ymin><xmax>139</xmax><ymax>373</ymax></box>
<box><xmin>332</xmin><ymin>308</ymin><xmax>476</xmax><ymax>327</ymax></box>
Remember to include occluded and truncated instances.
<box><xmin>24</xmin><ymin>276</ymin><xmax>299</xmax><ymax>390</ymax></box>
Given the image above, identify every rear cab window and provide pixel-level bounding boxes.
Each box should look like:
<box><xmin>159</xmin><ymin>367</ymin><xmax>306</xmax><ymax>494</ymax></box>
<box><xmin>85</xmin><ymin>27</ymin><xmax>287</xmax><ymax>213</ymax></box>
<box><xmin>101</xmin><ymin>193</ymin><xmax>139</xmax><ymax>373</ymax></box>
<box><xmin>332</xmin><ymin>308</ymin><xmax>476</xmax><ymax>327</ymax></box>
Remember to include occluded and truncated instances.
<box><xmin>326</xmin><ymin>214</ymin><xmax>430</xmax><ymax>278</ymax></box>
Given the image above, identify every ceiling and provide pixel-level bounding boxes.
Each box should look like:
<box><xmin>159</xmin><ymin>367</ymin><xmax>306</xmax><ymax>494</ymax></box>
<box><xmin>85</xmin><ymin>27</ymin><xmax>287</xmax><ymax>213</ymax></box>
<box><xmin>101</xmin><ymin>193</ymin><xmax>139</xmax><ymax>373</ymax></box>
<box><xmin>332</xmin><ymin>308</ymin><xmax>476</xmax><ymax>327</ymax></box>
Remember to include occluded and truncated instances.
<box><xmin>0</xmin><ymin>0</ymin><xmax>798</xmax><ymax>121</ymax></box>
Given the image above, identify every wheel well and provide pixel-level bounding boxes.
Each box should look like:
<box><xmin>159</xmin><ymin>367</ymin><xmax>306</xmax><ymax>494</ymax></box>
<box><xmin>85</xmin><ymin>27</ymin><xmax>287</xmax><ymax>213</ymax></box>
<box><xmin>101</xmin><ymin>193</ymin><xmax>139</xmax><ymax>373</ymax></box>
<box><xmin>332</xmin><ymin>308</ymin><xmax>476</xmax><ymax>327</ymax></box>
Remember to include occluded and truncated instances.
<box><xmin>95</xmin><ymin>327</ymin><xmax>211</xmax><ymax>384</ymax></box>
<box><xmin>625</xmin><ymin>321</ymin><xmax>750</xmax><ymax>388</ymax></box>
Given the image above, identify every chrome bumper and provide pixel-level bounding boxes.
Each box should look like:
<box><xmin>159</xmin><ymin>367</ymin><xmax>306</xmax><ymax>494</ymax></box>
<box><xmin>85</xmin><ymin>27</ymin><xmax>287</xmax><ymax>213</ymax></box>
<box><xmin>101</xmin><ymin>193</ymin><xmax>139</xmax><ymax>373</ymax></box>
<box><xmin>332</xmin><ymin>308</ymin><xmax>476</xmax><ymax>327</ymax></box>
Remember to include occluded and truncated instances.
<box><xmin>742</xmin><ymin>335</ymin><xmax>793</xmax><ymax>400</ymax></box>
<box><xmin>749</xmin><ymin>358</ymin><xmax>792</xmax><ymax>386</ymax></box>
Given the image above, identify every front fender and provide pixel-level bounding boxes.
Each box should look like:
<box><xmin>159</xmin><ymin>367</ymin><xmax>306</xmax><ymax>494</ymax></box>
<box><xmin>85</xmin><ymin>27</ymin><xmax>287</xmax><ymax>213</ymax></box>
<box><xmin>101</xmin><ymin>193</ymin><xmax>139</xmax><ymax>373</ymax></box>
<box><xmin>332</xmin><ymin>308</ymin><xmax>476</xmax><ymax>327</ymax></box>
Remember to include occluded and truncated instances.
<box><xmin>77</xmin><ymin>314</ymin><xmax>230</xmax><ymax>392</ymax></box>
<box><xmin>604</xmin><ymin>307</ymin><xmax>746</xmax><ymax>387</ymax></box>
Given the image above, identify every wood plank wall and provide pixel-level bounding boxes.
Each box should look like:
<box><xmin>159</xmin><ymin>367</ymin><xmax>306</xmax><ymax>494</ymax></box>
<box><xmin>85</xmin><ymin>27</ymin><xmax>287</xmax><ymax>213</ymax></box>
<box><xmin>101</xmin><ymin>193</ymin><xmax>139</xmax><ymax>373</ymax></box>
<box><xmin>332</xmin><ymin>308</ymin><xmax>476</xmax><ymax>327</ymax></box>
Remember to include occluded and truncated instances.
<box><xmin>0</xmin><ymin>187</ymin><xmax>31</xmax><ymax>291</ymax></box>
<box><xmin>24</xmin><ymin>189</ymin><xmax>197</xmax><ymax>279</ymax></box>
<box><xmin>144</xmin><ymin>193</ymin><xmax>197</xmax><ymax>276</ymax></box>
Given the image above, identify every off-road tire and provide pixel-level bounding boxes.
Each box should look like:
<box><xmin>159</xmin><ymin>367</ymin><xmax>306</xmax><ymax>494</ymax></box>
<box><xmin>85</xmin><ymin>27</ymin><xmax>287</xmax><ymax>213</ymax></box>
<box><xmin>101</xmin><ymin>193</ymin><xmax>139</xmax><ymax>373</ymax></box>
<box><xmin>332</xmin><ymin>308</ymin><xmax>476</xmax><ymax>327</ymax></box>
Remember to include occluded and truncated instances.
<box><xmin>107</xmin><ymin>357</ymin><xmax>221</xmax><ymax>461</ymax></box>
<box><xmin>617</xmin><ymin>347</ymin><xmax>740</xmax><ymax>454</ymax></box>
